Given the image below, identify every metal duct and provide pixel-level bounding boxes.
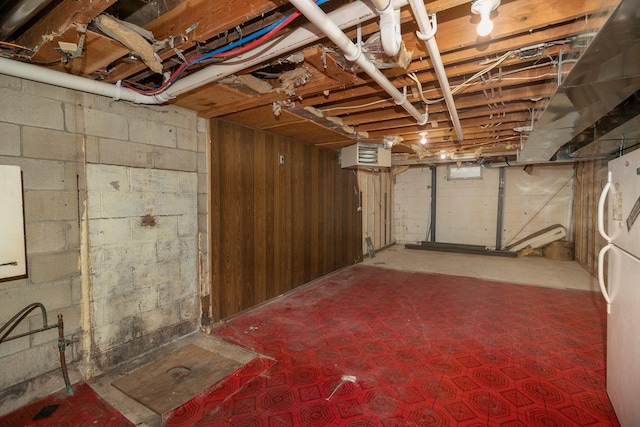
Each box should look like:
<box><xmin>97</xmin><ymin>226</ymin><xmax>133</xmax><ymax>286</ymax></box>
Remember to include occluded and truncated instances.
<box><xmin>0</xmin><ymin>0</ymin><xmax>56</xmax><ymax>40</ymax></box>
<box><xmin>519</xmin><ymin>0</ymin><xmax>640</xmax><ymax>162</ymax></box>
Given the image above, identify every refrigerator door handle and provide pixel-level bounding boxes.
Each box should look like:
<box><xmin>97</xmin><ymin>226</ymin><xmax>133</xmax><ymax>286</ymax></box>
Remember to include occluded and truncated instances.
<box><xmin>598</xmin><ymin>243</ymin><xmax>613</xmax><ymax>313</ymax></box>
<box><xmin>598</xmin><ymin>171</ymin><xmax>612</xmax><ymax>242</ymax></box>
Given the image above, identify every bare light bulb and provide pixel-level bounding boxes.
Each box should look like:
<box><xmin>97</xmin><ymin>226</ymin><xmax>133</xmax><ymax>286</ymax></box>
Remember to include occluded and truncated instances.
<box><xmin>477</xmin><ymin>12</ymin><xmax>493</xmax><ymax>36</ymax></box>
<box><xmin>420</xmin><ymin>134</ymin><xmax>427</xmax><ymax>145</ymax></box>
<box><xmin>440</xmin><ymin>153</ymin><xmax>446</xmax><ymax>159</ymax></box>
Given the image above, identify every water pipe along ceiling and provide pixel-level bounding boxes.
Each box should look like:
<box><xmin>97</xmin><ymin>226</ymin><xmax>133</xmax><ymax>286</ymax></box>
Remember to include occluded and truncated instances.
<box><xmin>1</xmin><ymin>0</ymin><xmax>638</xmax><ymax>166</ymax></box>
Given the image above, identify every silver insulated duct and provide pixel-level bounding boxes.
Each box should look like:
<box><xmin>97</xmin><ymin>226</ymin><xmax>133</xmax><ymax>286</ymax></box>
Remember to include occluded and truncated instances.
<box><xmin>0</xmin><ymin>0</ymin><xmax>56</xmax><ymax>40</ymax></box>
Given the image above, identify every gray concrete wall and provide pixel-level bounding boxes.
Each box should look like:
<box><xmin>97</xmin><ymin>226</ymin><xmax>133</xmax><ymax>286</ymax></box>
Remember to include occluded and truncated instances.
<box><xmin>0</xmin><ymin>75</ymin><xmax>208</xmax><ymax>415</ymax></box>
<box><xmin>393</xmin><ymin>165</ymin><xmax>574</xmax><ymax>248</ymax></box>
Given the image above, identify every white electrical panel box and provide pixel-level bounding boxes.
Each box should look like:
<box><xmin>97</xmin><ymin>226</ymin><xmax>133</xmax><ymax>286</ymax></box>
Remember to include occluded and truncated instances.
<box><xmin>340</xmin><ymin>142</ymin><xmax>392</xmax><ymax>169</ymax></box>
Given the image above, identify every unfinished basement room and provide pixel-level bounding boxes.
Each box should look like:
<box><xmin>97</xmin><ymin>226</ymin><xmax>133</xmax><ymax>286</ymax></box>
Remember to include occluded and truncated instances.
<box><xmin>1</xmin><ymin>0</ymin><xmax>639</xmax><ymax>425</ymax></box>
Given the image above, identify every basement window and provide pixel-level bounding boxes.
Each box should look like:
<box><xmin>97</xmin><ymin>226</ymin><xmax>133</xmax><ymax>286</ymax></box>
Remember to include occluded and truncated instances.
<box><xmin>447</xmin><ymin>165</ymin><xmax>483</xmax><ymax>180</ymax></box>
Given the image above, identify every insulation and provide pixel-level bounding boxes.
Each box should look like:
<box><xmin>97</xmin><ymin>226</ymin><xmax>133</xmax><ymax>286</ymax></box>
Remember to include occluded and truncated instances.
<box><xmin>93</xmin><ymin>14</ymin><xmax>162</xmax><ymax>74</ymax></box>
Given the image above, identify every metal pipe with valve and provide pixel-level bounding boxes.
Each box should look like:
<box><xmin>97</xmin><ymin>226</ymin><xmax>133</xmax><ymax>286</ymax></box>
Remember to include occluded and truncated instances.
<box><xmin>0</xmin><ymin>303</ymin><xmax>74</xmax><ymax>395</ymax></box>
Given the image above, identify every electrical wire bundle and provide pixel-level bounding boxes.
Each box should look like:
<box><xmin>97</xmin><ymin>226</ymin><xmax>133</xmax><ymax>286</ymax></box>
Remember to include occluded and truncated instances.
<box><xmin>123</xmin><ymin>0</ymin><xmax>329</xmax><ymax>96</ymax></box>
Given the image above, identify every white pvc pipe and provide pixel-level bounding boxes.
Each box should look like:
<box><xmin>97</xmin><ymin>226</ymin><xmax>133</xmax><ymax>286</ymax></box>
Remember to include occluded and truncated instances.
<box><xmin>408</xmin><ymin>0</ymin><xmax>464</xmax><ymax>140</ymax></box>
<box><xmin>371</xmin><ymin>0</ymin><xmax>402</xmax><ymax>57</ymax></box>
<box><xmin>0</xmin><ymin>0</ymin><xmax>409</xmax><ymax>105</ymax></box>
<box><xmin>289</xmin><ymin>0</ymin><xmax>427</xmax><ymax>125</ymax></box>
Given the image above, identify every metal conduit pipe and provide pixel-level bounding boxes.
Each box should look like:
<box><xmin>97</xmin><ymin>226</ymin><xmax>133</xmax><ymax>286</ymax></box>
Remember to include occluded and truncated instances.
<box><xmin>289</xmin><ymin>0</ymin><xmax>427</xmax><ymax>125</ymax></box>
<box><xmin>0</xmin><ymin>0</ymin><xmax>410</xmax><ymax>105</ymax></box>
<box><xmin>408</xmin><ymin>0</ymin><xmax>464</xmax><ymax>140</ymax></box>
<box><xmin>0</xmin><ymin>303</ymin><xmax>74</xmax><ymax>395</ymax></box>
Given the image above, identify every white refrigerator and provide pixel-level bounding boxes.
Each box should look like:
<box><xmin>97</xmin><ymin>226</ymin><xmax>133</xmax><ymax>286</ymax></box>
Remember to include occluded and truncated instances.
<box><xmin>598</xmin><ymin>148</ymin><xmax>640</xmax><ymax>426</ymax></box>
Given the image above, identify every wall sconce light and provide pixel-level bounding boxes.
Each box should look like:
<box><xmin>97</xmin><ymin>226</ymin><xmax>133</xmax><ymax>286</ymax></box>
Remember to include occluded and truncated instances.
<box><xmin>471</xmin><ymin>0</ymin><xmax>500</xmax><ymax>37</ymax></box>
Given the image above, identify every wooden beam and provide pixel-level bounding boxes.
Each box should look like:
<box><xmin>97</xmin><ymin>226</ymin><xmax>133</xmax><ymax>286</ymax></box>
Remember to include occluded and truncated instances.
<box><xmin>16</xmin><ymin>0</ymin><xmax>113</xmax><ymax>51</ymax></box>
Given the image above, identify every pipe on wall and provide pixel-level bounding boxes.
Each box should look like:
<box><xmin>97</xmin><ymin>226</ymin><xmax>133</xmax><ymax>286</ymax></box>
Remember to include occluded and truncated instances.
<box><xmin>407</xmin><ymin>0</ymin><xmax>464</xmax><ymax>140</ymax></box>
<box><xmin>0</xmin><ymin>0</ymin><xmax>410</xmax><ymax>106</ymax></box>
<box><xmin>289</xmin><ymin>0</ymin><xmax>427</xmax><ymax>125</ymax></box>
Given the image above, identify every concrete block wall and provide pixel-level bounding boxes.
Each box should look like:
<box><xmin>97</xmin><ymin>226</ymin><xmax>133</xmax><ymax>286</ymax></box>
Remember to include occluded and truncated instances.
<box><xmin>393</xmin><ymin>167</ymin><xmax>432</xmax><ymax>244</ymax></box>
<box><xmin>437</xmin><ymin>166</ymin><xmax>500</xmax><ymax>247</ymax></box>
<box><xmin>393</xmin><ymin>164</ymin><xmax>574</xmax><ymax>248</ymax></box>
<box><xmin>87</xmin><ymin>165</ymin><xmax>199</xmax><ymax>371</ymax></box>
<box><xmin>0</xmin><ymin>75</ymin><xmax>208</xmax><ymax>414</ymax></box>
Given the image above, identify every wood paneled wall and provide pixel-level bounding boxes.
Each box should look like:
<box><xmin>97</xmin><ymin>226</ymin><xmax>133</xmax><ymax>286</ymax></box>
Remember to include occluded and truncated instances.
<box><xmin>573</xmin><ymin>160</ymin><xmax>608</xmax><ymax>275</ymax></box>
<box><xmin>208</xmin><ymin>120</ymin><xmax>362</xmax><ymax>321</ymax></box>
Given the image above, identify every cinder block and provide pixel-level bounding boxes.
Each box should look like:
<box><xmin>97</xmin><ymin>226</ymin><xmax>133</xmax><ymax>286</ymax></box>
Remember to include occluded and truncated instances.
<box><xmin>176</xmin><ymin>127</ymin><xmax>197</xmax><ymax>151</ymax></box>
<box><xmin>90</xmin><ymin>268</ymin><xmax>135</xmax><ymax>302</ymax></box>
<box><xmin>13</xmin><ymin>158</ymin><xmax>66</xmax><ymax>190</ymax></box>
<box><xmin>100</xmin><ymin>192</ymin><xmax>156</xmax><ymax>218</ymax></box>
<box><xmin>0</xmin><ymin>74</ymin><xmax>22</xmax><ymax>90</ymax></box>
<box><xmin>87</xmin><ymin>164</ymin><xmax>130</xmax><ymax>193</ymax></box>
<box><xmin>196</xmin><ymin>117</ymin><xmax>207</xmax><ymax>134</ymax></box>
<box><xmin>157</xmin><ymin>282</ymin><xmax>174</xmax><ymax>307</ymax></box>
<box><xmin>130</xmin><ymin>168</ymin><xmax>180</xmax><ymax>193</ymax></box>
<box><xmin>22</xmin><ymin>127</ymin><xmax>82</xmax><ymax>161</ymax></box>
<box><xmin>154</xmin><ymin>146</ymin><xmax>197</xmax><ymax>171</ymax></box>
<box><xmin>22</xmin><ymin>80</ymin><xmax>77</xmax><ymax>104</ymax></box>
<box><xmin>153</xmin><ymin>104</ymin><xmax>197</xmax><ymax>130</ymax></box>
<box><xmin>178</xmin><ymin>171</ymin><xmax>197</xmax><ymax>194</ymax></box>
<box><xmin>78</xmin><ymin>107</ymin><xmax>129</xmax><ymax>140</ymax></box>
<box><xmin>25</xmin><ymin>221</ymin><xmax>66</xmax><ymax>253</ymax></box>
<box><xmin>129</xmin><ymin>119</ymin><xmax>177</xmax><ymax>148</ymax></box>
<box><xmin>131</xmin><ymin>215</ymin><xmax>177</xmax><ymax>243</ymax></box>
<box><xmin>24</xmin><ymin>190</ymin><xmax>78</xmax><ymax>222</ymax></box>
<box><xmin>197</xmin><ymin>151</ymin><xmax>206</xmax><ymax>173</ymax></box>
<box><xmin>89</xmin><ymin>218</ymin><xmax>131</xmax><ymax>245</ymax></box>
<box><xmin>179</xmin><ymin>294</ymin><xmax>199</xmax><ymax>320</ymax></box>
<box><xmin>28</xmin><ymin>250</ymin><xmax>80</xmax><ymax>284</ymax></box>
<box><xmin>99</xmin><ymin>138</ymin><xmax>154</xmax><ymax>168</ymax></box>
<box><xmin>178</xmin><ymin>214</ymin><xmax>197</xmax><ymax>238</ymax></box>
<box><xmin>0</xmin><ymin>122</ymin><xmax>20</xmax><ymax>156</ymax></box>
<box><xmin>84</xmin><ymin>136</ymin><xmax>100</xmax><ymax>163</ymax></box>
<box><xmin>0</xmin><ymin>88</ymin><xmax>63</xmax><ymax>130</ymax></box>
<box><xmin>0</xmin><ymin>343</ymin><xmax>60</xmax><ymax>390</ymax></box>
<box><xmin>156</xmin><ymin>193</ymin><xmax>196</xmax><ymax>216</ymax></box>
<box><xmin>197</xmin><ymin>131</ymin><xmax>207</xmax><ymax>154</ymax></box>
<box><xmin>0</xmin><ymin>333</ymin><xmax>29</xmax><ymax>358</ymax></box>
<box><xmin>133</xmin><ymin>260</ymin><xmax>180</xmax><ymax>290</ymax></box>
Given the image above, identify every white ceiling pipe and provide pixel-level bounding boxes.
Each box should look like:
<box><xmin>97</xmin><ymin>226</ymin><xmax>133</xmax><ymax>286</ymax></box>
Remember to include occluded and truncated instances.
<box><xmin>289</xmin><ymin>0</ymin><xmax>427</xmax><ymax>125</ymax></box>
<box><xmin>408</xmin><ymin>0</ymin><xmax>464</xmax><ymax>140</ymax></box>
<box><xmin>0</xmin><ymin>0</ymin><xmax>409</xmax><ymax>105</ymax></box>
<box><xmin>370</xmin><ymin>0</ymin><xmax>402</xmax><ymax>57</ymax></box>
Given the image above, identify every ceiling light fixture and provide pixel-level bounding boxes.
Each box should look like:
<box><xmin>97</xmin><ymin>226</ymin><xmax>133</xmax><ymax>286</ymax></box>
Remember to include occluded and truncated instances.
<box><xmin>419</xmin><ymin>132</ymin><xmax>428</xmax><ymax>145</ymax></box>
<box><xmin>471</xmin><ymin>0</ymin><xmax>500</xmax><ymax>37</ymax></box>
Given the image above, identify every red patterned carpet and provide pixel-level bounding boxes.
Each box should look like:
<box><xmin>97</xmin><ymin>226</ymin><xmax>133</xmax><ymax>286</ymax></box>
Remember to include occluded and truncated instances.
<box><xmin>1</xmin><ymin>265</ymin><xmax>620</xmax><ymax>426</ymax></box>
<box><xmin>168</xmin><ymin>264</ymin><xmax>619</xmax><ymax>426</ymax></box>
<box><xmin>0</xmin><ymin>383</ymin><xmax>132</xmax><ymax>427</ymax></box>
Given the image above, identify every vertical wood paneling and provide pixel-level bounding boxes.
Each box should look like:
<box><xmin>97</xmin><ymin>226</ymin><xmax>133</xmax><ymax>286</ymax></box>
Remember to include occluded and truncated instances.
<box><xmin>253</xmin><ymin>131</ymin><xmax>267</xmax><ymax>304</ymax></box>
<box><xmin>220</xmin><ymin>122</ymin><xmax>241</xmax><ymax>316</ymax></box>
<box><xmin>209</xmin><ymin>119</ymin><xmax>362</xmax><ymax>320</ymax></box>
<box><xmin>239</xmin><ymin>126</ymin><xmax>256</xmax><ymax>308</ymax></box>
<box><xmin>208</xmin><ymin>121</ymin><xmax>221</xmax><ymax>322</ymax></box>
<box><xmin>264</xmin><ymin>134</ymin><xmax>276</xmax><ymax>300</ymax></box>
<box><xmin>291</xmin><ymin>142</ymin><xmax>306</xmax><ymax>288</ymax></box>
<box><xmin>303</xmin><ymin>146</ymin><xmax>314</xmax><ymax>284</ymax></box>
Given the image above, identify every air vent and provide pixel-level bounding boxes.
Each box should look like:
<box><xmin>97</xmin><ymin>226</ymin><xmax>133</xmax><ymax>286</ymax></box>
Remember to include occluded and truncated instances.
<box><xmin>340</xmin><ymin>142</ymin><xmax>391</xmax><ymax>169</ymax></box>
